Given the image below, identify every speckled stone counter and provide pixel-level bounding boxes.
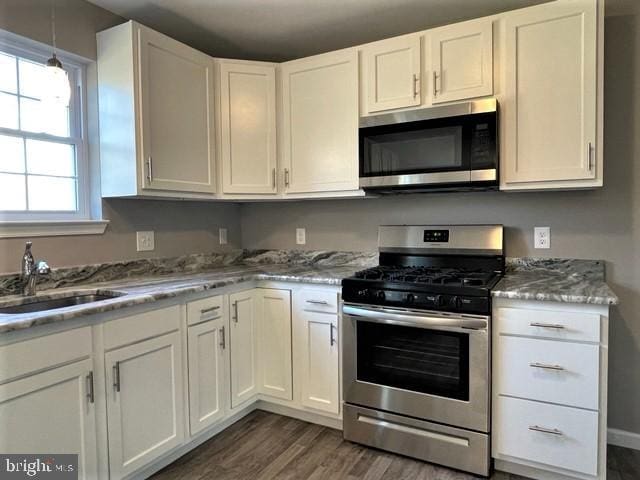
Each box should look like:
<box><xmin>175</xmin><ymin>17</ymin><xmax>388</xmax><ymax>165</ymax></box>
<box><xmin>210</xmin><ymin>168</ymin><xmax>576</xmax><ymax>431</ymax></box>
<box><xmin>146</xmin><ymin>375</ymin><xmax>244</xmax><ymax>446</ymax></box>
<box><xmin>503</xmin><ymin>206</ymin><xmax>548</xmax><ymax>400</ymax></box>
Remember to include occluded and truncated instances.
<box><xmin>493</xmin><ymin>257</ymin><xmax>619</xmax><ymax>305</ymax></box>
<box><xmin>0</xmin><ymin>250</ymin><xmax>376</xmax><ymax>334</ymax></box>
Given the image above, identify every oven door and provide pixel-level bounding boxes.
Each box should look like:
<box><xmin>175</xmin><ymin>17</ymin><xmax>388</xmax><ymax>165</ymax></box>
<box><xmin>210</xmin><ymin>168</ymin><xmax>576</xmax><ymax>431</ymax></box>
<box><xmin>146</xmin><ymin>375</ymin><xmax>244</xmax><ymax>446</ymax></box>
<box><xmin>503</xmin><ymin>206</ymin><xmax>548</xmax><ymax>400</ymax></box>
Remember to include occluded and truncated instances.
<box><xmin>342</xmin><ymin>303</ymin><xmax>489</xmax><ymax>433</ymax></box>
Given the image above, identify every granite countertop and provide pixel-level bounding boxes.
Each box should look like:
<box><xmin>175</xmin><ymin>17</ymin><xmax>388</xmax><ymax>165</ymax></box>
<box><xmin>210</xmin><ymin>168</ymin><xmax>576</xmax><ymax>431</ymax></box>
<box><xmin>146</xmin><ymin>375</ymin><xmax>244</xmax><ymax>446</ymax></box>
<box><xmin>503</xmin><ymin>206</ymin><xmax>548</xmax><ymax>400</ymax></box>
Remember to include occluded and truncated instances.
<box><xmin>0</xmin><ymin>262</ymin><xmax>364</xmax><ymax>334</ymax></box>
<box><xmin>0</xmin><ymin>250</ymin><xmax>620</xmax><ymax>334</ymax></box>
<box><xmin>493</xmin><ymin>258</ymin><xmax>619</xmax><ymax>305</ymax></box>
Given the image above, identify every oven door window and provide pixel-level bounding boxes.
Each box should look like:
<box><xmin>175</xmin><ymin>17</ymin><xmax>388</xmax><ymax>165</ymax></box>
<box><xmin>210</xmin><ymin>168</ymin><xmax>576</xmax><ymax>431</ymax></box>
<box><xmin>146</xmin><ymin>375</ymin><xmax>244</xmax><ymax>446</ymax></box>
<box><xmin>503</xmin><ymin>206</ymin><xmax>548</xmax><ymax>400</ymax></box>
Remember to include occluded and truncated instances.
<box><xmin>356</xmin><ymin>321</ymin><xmax>469</xmax><ymax>401</ymax></box>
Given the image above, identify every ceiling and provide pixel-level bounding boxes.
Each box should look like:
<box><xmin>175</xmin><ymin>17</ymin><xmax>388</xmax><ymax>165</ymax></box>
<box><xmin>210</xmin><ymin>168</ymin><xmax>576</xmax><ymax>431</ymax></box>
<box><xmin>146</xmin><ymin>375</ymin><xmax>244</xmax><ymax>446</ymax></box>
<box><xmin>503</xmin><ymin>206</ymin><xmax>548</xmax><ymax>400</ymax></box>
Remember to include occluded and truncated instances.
<box><xmin>86</xmin><ymin>0</ymin><xmax>553</xmax><ymax>62</ymax></box>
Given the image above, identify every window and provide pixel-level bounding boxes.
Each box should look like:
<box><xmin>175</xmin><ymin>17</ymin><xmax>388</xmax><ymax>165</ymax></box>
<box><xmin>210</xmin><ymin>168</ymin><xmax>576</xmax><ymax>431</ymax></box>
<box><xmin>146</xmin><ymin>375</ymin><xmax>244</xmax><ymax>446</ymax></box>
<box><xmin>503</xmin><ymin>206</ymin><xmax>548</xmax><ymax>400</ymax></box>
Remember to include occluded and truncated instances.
<box><xmin>0</xmin><ymin>38</ymin><xmax>88</xmax><ymax>222</ymax></box>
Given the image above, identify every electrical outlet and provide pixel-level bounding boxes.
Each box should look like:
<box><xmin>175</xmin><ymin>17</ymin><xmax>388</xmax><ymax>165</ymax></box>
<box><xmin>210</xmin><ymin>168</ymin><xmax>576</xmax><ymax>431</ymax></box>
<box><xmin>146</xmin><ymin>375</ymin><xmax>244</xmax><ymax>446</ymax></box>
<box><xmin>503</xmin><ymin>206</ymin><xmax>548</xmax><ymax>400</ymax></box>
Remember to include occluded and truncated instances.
<box><xmin>219</xmin><ymin>228</ymin><xmax>228</xmax><ymax>245</ymax></box>
<box><xmin>534</xmin><ymin>227</ymin><xmax>550</xmax><ymax>249</ymax></box>
<box><xmin>296</xmin><ymin>228</ymin><xmax>306</xmax><ymax>245</ymax></box>
<box><xmin>136</xmin><ymin>231</ymin><xmax>155</xmax><ymax>252</ymax></box>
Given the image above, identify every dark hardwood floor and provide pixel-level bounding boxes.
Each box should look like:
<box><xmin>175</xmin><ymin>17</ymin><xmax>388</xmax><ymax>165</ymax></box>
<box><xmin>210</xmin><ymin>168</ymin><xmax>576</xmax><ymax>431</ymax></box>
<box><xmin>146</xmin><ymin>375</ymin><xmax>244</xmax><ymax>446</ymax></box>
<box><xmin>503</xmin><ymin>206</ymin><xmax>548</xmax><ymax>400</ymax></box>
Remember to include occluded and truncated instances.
<box><xmin>151</xmin><ymin>410</ymin><xmax>639</xmax><ymax>480</ymax></box>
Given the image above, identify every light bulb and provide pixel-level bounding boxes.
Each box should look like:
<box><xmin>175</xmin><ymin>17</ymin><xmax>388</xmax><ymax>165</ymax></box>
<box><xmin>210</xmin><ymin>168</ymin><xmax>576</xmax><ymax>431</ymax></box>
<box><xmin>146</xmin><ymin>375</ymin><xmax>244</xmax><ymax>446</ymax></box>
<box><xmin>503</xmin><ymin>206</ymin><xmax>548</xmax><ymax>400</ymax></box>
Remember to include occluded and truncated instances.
<box><xmin>43</xmin><ymin>55</ymin><xmax>70</xmax><ymax>106</ymax></box>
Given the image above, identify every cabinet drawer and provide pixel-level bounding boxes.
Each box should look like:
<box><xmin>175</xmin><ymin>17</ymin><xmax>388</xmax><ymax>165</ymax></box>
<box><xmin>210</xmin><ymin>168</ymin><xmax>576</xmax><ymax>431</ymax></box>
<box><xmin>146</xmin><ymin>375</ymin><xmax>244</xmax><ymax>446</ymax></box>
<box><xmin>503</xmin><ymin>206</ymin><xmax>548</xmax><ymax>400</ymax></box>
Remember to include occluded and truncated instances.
<box><xmin>496</xmin><ymin>336</ymin><xmax>599</xmax><ymax>410</ymax></box>
<box><xmin>298</xmin><ymin>289</ymin><xmax>338</xmax><ymax>313</ymax></box>
<box><xmin>494</xmin><ymin>396</ymin><xmax>598</xmax><ymax>476</ymax></box>
<box><xmin>497</xmin><ymin>307</ymin><xmax>600</xmax><ymax>343</ymax></box>
<box><xmin>0</xmin><ymin>327</ymin><xmax>92</xmax><ymax>384</ymax></box>
<box><xmin>187</xmin><ymin>295</ymin><xmax>224</xmax><ymax>326</ymax></box>
<box><xmin>104</xmin><ymin>305</ymin><xmax>181</xmax><ymax>350</ymax></box>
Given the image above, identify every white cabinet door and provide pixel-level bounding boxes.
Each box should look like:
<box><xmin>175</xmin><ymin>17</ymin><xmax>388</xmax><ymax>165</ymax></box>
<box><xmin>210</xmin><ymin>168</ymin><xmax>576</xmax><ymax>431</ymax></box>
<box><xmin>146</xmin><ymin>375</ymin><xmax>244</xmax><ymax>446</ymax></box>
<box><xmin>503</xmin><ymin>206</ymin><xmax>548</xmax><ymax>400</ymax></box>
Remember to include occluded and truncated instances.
<box><xmin>220</xmin><ymin>62</ymin><xmax>277</xmax><ymax>195</ymax></box>
<box><xmin>281</xmin><ymin>50</ymin><xmax>359</xmax><ymax>194</ymax></box>
<box><xmin>105</xmin><ymin>331</ymin><xmax>185</xmax><ymax>478</ymax></box>
<box><xmin>187</xmin><ymin>316</ymin><xmax>228</xmax><ymax>436</ymax></box>
<box><xmin>502</xmin><ymin>0</ymin><xmax>597</xmax><ymax>185</ymax></box>
<box><xmin>138</xmin><ymin>25</ymin><xmax>216</xmax><ymax>194</ymax></box>
<box><xmin>256</xmin><ymin>289</ymin><xmax>292</xmax><ymax>400</ymax></box>
<box><xmin>0</xmin><ymin>359</ymin><xmax>98</xmax><ymax>480</ymax></box>
<box><xmin>229</xmin><ymin>290</ymin><xmax>258</xmax><ymax>408</ymax></box>
<box><xmin>363</xmin><ymin>36</ymin><xmax>421</xmax><ymax>113</ymax></box>
<box><xmin>430</xmin><ymin>19</ymin><xmax>493</xmax><ymax>103</ymax></box>
<box><xmin>297</xmin><ymin>310</ymin><xmax>340</xmax><ymax>414</ymax></box>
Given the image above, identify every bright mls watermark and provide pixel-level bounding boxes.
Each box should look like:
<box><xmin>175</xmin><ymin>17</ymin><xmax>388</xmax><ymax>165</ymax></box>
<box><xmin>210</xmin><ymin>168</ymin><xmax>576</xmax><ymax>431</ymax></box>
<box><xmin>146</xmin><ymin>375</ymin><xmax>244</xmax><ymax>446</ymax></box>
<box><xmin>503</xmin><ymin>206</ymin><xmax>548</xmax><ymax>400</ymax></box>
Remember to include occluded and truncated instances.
<box><xmin>0</xmin><ymin>455</ymin><xmax>77</xmax><ymax>479</ymax></box>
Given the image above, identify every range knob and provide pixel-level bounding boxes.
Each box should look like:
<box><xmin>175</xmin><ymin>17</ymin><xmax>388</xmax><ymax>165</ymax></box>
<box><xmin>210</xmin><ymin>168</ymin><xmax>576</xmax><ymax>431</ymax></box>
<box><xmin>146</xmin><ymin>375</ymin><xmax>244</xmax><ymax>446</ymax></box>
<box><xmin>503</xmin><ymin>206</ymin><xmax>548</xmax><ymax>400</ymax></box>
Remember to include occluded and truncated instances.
<box><xmin>436</xmin><ymin>295</ymin><xmax>447</xmax><ymax>307</ymax></box>
<box><xmin>357</xmin><ymin>289</ymin><xmax>370</xmax><ymax>298</ymax></box>
<box><xmin>405</xmin><ymin>293</ymin><xmax>415</xmax><ymax>304</ymax></box>
<box><xmin>376</xmin><ymin>291</ymin><xmax>386</xmax><ymax>301</ymax></box>
<box><xmin>451</xmin><ymin>296</ymin><xmax>461</xmax><ymax>309</ymax></box>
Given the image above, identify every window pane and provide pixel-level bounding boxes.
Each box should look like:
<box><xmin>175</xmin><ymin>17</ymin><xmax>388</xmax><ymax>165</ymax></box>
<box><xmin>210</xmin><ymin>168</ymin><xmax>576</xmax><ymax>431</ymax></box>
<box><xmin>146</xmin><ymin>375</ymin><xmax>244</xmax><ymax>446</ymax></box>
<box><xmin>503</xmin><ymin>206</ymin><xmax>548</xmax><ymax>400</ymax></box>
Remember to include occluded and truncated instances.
<box><xmin>27</xmin><ymin>175</ymin><xmax>77</xmax><ymax>211</ymax></box>
<box><xmin>0</xmin><ymin>53</ymin><xmax>17</xmax><ymax>94</ymax></box>
<box><xmin>20</xmin><ymin>97</ymin><xmax>70</xmax><ymax>137</ymax></box>
<box><xmin>18</xmin><ymin>58</ymin><xmax>45</xmax><ymax>99</ymax></box>
<box><xmin>0</xmin><ymin>92</ymin><xmax>18</xmax><ymax>129</ymax></box>
<box><xmin>26</xmin><ymin>140</ymin><xmax>75</xmax><ymax>177</ymax></box>
<box><xmin>0</xmin><ymin>135</ymin><xmax>25</xmax><ymax>173</ymax></box>
<box><xmin>0</xmin><ymin>173</ymin><xmax>26</xmax><ymax>211</ymax></box>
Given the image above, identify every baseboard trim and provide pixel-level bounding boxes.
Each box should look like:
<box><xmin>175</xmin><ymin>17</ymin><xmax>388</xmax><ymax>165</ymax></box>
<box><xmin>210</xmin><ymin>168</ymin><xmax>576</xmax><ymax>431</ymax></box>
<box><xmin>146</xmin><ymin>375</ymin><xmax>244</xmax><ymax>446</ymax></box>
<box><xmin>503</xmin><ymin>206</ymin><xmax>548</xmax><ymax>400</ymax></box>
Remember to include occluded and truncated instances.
<box><xmin>608</xmin><ymin>428</ymin><xmax>640</xmax><ymax>451</ymax></box>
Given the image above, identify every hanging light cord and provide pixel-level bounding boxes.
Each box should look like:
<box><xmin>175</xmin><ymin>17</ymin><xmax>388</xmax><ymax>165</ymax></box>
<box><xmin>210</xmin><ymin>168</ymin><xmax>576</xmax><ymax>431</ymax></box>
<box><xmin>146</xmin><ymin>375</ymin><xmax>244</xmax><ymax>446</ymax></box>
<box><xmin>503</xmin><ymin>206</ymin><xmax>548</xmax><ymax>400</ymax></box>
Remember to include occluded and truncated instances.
<box><xmin>51</xmin><ymin>0</ymin><xmax>57</xmax><ymax>57</ymax></box>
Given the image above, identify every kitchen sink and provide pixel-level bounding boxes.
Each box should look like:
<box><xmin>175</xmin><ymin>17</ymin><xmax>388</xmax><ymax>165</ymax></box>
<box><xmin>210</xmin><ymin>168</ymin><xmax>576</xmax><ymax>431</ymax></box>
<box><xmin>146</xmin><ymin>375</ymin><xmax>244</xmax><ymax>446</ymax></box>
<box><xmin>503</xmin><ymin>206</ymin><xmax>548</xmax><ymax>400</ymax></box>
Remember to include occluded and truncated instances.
<box><xmin>0</xmin><ymin>291</ymin><xmax>125</xmax><ymax>314</ymax></box>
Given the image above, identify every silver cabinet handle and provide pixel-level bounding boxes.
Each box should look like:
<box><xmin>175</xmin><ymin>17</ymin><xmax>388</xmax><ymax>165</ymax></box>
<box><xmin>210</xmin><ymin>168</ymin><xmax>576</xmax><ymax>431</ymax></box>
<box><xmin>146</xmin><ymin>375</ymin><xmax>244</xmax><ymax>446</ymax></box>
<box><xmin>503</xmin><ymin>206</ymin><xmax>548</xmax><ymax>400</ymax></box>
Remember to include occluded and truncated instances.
<box><xmin>113</xmin><ymin>361</ymin><xmax>121</xmax><ymax>392</ymax></box>
<box><xmin>272</xmin><ymin>168</ymin><xmax>276</xmax><ymax>189</ymax></box>
<box><xmin>201</xmin><ymin>306</ymin><xmax>220</xmax><ymax>315</ymax></box>
<box><xmin>146</xmin><ymin>156</ymin><xmax>153</xmax><ymax>183</ymax></box>
<box><xmin>530</xmin><ymin>322</ymin><xmax>565</xmax><ymax>329</ymax></box>
<box><xmin>329</xmin><ymin>324</ymin><xmax>336</xmax><ymax>346</ymax></box>
<box><xmin>413</xmin><ymin>74</ymin><xmax>419</xmax><ymax>98</ymax></box>
<box><xmin>432</xmin><ymin>71</ymin><xmax>438</xmax><ymax>97</ymax></box>
<box><xmin>306</xmin><ymin>299</ymin><xmax>329</xmax><ymax>305</ymax></box>
<box><xmin>587</xmin><ymin>142</ymin><xmax>594</xmax><ymax>171</ymax></box>
<box><xmin>200</xmin><ymin>305</ymin><xmax>221</xmax><ymax>321</ymax></box>
<box><xmin>284</xmin><ymin>168</ymin><xmax>290</xmax><ymax>187</ymax></box>
<box><xmin>86</xmin><ymin>371</ymin><xmax>95</xmax><ymax>404</ymax></box>
<box><xmin>529</xmin><ymin>362</ymin><xmax>565</xmax><ymax>371</ymax></box>
<box><xmin>529</xmin><ymin>425</ymin><xmax>563</xmax><ymax>436</ymax></box>
<box><xmin>232</xmin><ymin>301</ymin><xmax>238</xmax><ymax>323</ymax></box>
<box><xmin>219</xmin><ymin>326</ymin><xmax>226</xmax><ymax>349</ymax></box>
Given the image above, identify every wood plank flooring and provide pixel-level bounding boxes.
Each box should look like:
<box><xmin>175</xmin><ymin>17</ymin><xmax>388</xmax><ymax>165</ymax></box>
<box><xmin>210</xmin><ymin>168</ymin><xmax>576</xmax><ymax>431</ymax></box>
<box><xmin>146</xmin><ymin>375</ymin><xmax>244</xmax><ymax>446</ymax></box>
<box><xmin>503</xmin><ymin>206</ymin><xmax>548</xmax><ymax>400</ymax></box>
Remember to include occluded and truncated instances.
<box><xmin>151</xmin><ymin>410</ymin><xmax>639</xmax><ymax>480</ymax></box>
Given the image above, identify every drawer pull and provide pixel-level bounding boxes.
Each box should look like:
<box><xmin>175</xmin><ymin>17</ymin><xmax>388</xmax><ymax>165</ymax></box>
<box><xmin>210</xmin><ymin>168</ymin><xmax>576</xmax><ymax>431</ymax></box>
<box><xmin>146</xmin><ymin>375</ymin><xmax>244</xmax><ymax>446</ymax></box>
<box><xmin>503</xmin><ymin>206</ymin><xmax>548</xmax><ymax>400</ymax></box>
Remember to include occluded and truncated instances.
<box><xmin>201</xmin><ymin>305</ymin><xmax>220</xmax><ymax>315</ymax></box>
<box><xmin>530</xmin><ymin>322</ymin><xmax>565</xmax><ymax>329</ymax></box>
<box><xmin>306</xmin><ymin>300</ymin><xmax>329</xmax><ymax>305</ymax></box>
<box><xmin>529</xmin><ymin>362</ymin><xmax>565</xmax><ymax>371</ymax></box>
<box><xmin>529</xmin><ymin>425</ymin><xmax>563</xmax><ymax>436</ymax></box>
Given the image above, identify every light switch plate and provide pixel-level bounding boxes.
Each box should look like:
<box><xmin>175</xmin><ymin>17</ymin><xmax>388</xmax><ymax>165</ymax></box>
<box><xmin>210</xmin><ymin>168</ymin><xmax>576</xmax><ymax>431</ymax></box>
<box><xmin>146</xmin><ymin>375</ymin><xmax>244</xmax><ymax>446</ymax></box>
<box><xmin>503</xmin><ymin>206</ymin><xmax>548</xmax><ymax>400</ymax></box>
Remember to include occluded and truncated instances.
<box><xmin>219</xmin><ymin>228</ymin><xmax>228</xmax><ymax>245</ymax></box>
<box><xmin>296</xmin><ymin>228</ymin><xmax>306</xmax><ymax>245</ymax></box>
<box><xmin>534</xmin><ymin>227</ymin><xmax>550</xmax><ymax>249</ymax></box>
<box><xmin>136</xmin><ymin>231</ymin><xmax>155</xmax><ymax>252</ymax></box>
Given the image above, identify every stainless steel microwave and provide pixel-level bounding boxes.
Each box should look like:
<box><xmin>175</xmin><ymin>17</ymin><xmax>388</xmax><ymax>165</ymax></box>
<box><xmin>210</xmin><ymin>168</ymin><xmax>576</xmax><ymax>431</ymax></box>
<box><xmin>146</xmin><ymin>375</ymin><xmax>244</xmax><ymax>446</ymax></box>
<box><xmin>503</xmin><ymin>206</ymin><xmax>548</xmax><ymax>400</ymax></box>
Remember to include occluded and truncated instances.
<box><xmin>359</xmin><ymin>99</ymin><xmax>498</xmax><ymax>192</ymax></box>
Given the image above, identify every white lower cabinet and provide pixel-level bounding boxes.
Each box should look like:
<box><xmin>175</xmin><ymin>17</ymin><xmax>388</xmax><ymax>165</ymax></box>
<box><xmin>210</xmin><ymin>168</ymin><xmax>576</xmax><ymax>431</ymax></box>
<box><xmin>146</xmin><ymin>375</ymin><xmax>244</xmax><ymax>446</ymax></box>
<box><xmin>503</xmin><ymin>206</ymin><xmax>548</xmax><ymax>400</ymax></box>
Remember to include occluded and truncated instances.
<box><xmin>295</xmin><ymin>308</ymin><xmax>340</xmax><ymax>415</ymax></box>
<box><xmin>0</xmin><ymin>358</ymin><xmax>98</xmax><ymax>480</ymax></box>
<box><xmin>187</xmin><ymin>316</ymin><xmax>229</xmax><ymax>436</ymax></box>
<box><xmin>256</xmin><ymin>288</ymin><xmax>292</xmax><ymax>400</ymax></box>
<box><xmin>229</xmin><ymin>289</ymin><xmax>259</xmax><ymax>408</ymax></box>
<box><xmin>105</xmin><ymin>331</ymin><xmax>185</xmax><ymax>479</ymax></box>
<box><xmin>492</xmin><ymin>299</ymin><xmax>609</xmax><ymax>480</ymax></box>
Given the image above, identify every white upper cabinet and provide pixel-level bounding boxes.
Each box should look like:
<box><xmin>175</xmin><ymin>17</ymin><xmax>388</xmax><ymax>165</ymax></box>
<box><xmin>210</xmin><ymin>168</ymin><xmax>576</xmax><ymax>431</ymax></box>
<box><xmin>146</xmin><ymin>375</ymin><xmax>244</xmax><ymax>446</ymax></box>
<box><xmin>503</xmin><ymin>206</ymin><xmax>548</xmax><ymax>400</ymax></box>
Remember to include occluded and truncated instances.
<box><xmin>429</xmin><ymin>18</ymin><xmax>493</xmax><ymax>104</ymax></box>
<box><xmin>98</xmin><ymin>21</ymin><xmax>216</xmax><ymax>198</ymax></box>
<box><xmin>280</xmin><ymin>50</ymin><xmax>359</xmax><ymax>194</ymax></box>
<box><xmin>219</xmin><ymin>61</ymin><xmax>278</xmax><ymax>195</ymax></box>
<box><xmin>501</xmin><ymin>0</ymin><xmax>599</xmax><ymax>188</ymax></box>
<box><xmin>362</xmin><ymin>35</ymin><xmax>422</xmax><ymax>113</ymax></box>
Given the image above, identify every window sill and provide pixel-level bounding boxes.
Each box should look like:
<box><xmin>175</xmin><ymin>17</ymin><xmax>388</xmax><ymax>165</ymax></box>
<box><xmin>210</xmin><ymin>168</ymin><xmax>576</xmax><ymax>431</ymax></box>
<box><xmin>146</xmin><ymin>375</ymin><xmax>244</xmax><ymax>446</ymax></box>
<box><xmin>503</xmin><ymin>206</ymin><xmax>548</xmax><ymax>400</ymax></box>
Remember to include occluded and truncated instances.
<box><xmin>0</xmin><ymin>220</ymin><xmax>109</xmax><ymax>239</ymax></box>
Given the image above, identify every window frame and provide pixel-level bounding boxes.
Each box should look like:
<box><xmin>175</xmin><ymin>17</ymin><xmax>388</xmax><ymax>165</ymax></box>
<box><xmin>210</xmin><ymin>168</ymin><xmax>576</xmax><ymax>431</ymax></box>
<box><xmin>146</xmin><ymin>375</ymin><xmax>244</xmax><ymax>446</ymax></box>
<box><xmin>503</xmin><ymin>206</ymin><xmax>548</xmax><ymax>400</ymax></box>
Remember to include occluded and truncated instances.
<box><xmin>0</xmin><ymin>35</ymin><xmax>90</xmax><ymax>222</ymax></box>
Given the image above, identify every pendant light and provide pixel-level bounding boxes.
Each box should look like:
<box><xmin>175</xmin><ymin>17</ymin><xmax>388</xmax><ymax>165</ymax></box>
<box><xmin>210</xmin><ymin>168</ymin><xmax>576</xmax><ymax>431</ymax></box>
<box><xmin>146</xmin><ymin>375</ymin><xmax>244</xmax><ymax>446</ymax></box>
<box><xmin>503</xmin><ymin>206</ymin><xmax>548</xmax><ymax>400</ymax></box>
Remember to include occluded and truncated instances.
<box><xmin>43</xmin><ymin>0</ymin><xmax>70</xmax><ymax>106</ymax></box>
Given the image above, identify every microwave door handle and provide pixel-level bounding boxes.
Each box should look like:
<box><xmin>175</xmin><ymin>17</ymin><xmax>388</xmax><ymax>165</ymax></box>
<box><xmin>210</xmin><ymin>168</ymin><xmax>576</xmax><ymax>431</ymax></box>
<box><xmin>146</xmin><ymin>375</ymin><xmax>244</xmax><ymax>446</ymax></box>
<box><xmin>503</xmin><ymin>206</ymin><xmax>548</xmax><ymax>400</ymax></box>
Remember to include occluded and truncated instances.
<box><xmin>342</xmin><ymin>305</ymin><xmax>488</xmax><ymax>331</ymax></box>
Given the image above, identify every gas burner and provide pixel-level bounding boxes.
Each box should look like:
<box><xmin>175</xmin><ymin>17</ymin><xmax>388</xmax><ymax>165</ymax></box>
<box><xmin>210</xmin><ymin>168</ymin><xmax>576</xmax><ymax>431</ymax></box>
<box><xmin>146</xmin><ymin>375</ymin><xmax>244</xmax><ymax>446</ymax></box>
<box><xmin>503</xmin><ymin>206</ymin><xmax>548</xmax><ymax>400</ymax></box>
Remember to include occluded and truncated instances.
<box><xmin>353</xmin><ymin>265</ymin><xmax>498</xmax><ymax>288</ymax></box>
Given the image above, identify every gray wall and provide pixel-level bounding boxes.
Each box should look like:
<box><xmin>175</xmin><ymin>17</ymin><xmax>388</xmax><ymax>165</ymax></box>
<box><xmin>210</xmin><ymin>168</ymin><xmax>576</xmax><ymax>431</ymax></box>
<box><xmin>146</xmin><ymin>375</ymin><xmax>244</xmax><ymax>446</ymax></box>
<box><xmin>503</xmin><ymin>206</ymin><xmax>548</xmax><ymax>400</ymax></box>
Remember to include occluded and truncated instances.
<box><xmin>240</xmin><ymin>13</ymin><xmax>640</xmax><ymax>434</ymax></box>
<box><xmin>0</xmin><ymin>0</ymin><xmax>242</xmax><ymax>273</ymax></box>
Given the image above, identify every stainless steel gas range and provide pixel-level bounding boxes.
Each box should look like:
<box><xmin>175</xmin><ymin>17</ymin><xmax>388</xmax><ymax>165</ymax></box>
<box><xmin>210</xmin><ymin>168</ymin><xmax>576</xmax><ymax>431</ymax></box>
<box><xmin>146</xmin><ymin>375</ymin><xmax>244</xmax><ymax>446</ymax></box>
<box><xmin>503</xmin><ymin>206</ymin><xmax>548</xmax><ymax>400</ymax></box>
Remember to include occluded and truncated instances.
<box><xmin>341</xmin><ymin>225</ymin><xmax>504</xmax><ymax>476</ymax></box>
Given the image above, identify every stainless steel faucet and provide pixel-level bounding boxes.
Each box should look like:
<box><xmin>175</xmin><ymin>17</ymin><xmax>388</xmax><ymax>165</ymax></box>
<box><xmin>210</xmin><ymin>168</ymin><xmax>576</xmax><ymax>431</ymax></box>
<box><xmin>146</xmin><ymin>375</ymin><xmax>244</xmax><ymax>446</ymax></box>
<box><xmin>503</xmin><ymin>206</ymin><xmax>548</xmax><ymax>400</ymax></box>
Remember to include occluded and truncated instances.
<box><xmin>21</xmin><ymin>241</ymin><xmax>51</xmax><ymax>296</ymax></box>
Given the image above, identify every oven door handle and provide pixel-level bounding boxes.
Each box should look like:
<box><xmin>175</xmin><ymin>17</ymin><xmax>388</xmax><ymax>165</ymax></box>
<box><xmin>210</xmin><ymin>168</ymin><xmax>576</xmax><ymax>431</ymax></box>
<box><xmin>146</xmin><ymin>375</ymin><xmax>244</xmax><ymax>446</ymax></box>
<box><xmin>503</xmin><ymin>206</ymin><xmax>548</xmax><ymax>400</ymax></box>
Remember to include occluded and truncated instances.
<box><xmin>342</xmin><ymin>305</ymin><xmax>488</xmax><ymax>331</ymax></box>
